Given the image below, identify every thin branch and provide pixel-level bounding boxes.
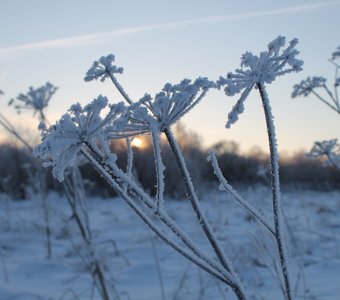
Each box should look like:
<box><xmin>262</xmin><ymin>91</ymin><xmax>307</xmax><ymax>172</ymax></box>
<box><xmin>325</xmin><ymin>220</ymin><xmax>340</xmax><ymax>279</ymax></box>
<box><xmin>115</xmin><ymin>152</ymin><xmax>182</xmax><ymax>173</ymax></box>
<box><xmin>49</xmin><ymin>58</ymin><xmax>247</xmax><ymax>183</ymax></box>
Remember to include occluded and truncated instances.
<box><xmin>310</xmin><ymin>90</ymin><xmax>340</xmax><ymax>114</ymax></box>
<box><xmin>0</xmin><ymin>114</ymin><xmax>33</xmax><ymax>151</ymax></box>
<box><xmin>208</xmin><ymin>150</ymin><xmax>275</xmax><ymax>235</ymax></box>
<box><xmin>107</xmin><ymin>72</ymin><xmax>133</xmax><ymax>104</ymax></box>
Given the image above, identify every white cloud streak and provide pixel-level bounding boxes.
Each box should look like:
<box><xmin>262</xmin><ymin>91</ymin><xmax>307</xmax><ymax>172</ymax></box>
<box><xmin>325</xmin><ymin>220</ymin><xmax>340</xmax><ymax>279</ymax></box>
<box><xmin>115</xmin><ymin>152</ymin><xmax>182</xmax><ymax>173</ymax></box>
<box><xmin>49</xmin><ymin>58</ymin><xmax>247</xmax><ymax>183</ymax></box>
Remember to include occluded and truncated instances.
<box><xmin>0</xmin><ymin>1</ymin><xmax>339</xmax><ymax>55</ymax></box>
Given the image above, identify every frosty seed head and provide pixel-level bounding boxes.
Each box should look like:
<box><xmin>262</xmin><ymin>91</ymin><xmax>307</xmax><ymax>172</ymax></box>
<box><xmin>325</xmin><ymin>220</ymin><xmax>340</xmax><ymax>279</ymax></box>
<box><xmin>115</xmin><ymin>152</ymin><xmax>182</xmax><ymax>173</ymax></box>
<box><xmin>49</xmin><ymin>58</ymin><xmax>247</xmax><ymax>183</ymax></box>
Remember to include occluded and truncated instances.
<box><xmin>131</xmin><ymin>77</ymin><xmax>214</xmax><ymax>131</ymax></box>
<box><xmin>9</xmin><ymin>82</ymin><xmax>57</xmax><ymax>120</ymax></box>
<box><xmin>34</xmin><ymin>95</ymin><xmax>119</xmax><ymax>181</ymax></box>
<box><xmin>307</xmin><ymin>139</ymin><xmax>339</xmax><ymax>158</ymax></box>
<box><xmin>218</xmin><ymin>36</ymin><xmax>303</xmax><ymax>96</ymax></box>
<box><xmin>306</xmin><ymin>139</ymin><xmax>340</xmax><ymax>168</ymax></box>
<box><xmin>291</xmin><ymin>76</ymin><xmax>327</xmax><ymax>98</ymax></box>
<box><xmin>84</xmin><ymin>54</ymin><xmax>124</xmax><ymax>82</ymax></box>
<box><xmin>218</xmin><ymin>36</ymin><xmax>303</xmax><ymax>128</ymax></box>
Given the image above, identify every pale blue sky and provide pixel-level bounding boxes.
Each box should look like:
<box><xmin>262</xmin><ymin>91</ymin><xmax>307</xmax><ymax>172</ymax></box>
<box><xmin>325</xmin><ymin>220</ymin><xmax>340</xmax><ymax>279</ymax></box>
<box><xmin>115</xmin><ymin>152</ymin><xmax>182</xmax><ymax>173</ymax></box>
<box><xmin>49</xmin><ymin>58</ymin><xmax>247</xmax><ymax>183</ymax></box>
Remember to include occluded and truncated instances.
<box><xmin>0</xmin><ymin>0</ymin><xmax>339</xmax><ymax>153</ymax></box>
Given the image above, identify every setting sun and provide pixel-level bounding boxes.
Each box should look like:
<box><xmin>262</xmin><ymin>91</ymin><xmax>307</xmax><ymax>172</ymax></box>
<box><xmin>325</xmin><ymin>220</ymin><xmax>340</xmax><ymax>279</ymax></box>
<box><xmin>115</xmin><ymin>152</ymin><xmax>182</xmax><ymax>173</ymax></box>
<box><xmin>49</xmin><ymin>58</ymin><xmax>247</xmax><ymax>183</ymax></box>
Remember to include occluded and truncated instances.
<box><xmin>131</xmin><ymin>137</ymin><xmax>143</xmax><ymax>148</ymax></box>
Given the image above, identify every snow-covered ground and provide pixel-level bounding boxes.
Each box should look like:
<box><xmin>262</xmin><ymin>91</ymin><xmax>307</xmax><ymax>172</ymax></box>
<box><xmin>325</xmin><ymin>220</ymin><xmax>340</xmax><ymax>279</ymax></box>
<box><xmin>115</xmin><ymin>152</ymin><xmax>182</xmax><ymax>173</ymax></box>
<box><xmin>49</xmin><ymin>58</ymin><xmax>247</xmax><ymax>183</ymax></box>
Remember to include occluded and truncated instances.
<box><xmin>0</xmin><ymin>187</ymin><xmax>339</xmax><ymax>300</ymax></box>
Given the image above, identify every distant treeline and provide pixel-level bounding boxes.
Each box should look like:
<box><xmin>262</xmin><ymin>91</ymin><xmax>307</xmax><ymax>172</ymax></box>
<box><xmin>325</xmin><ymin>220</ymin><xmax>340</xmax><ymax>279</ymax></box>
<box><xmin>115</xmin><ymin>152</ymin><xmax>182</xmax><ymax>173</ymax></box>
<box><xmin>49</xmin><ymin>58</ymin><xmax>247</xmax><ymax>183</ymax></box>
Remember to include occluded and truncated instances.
<box><xmin>1</xmin><ymin>125</ymin><xmax>339</xmax><ymax>199</ymax></box>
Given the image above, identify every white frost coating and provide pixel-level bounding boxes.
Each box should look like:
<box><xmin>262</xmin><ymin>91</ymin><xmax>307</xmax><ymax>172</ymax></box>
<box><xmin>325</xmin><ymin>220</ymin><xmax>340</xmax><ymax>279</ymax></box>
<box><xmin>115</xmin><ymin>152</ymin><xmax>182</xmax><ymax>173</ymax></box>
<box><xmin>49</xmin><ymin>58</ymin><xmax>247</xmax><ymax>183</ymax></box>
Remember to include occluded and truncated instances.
<box><xmin>8</xmin><ymin>82</ymin><xmax>57</xmax><ymax>120</ymax></box>
<box><xmin>307</xmin><ymin>139</ymin><xmax>340</xmax><ymax>169</ymax></box>
<box><xmin>208</xmin><ymin>150</ymin><xmax>275</xmax><ymax>235</ymax></box>
<box><xmin>225</xmin><ymin>85</ymin><xmax>253</xmax><ymax>128</ymax></box>
<box><xmin>151</xmin><ymin>126</ymin><xmax>165</xmax><ymax>213</ymax></box>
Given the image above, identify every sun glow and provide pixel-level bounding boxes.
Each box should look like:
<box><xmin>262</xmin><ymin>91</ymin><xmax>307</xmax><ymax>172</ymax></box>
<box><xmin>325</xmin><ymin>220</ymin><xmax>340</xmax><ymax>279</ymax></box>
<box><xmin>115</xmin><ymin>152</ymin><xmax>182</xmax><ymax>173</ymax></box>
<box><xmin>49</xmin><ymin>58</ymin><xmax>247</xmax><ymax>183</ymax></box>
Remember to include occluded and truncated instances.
<box><xmin>131</xmin><ymin>137</ymin><xmax>144</xmax><ymax>148</ymax></box>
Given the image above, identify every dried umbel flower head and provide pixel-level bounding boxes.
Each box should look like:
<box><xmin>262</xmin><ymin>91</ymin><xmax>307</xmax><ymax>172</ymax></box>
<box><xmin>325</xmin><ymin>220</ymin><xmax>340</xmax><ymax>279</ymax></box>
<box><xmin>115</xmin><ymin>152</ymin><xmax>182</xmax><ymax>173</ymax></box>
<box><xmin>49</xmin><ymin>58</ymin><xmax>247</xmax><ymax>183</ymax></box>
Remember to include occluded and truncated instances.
<box><xmin>291</xmin><ymin>76</ymin><xmax>327</xmax><ymax>98</ymax></box>
<box><xmin>134</xmin><ymin>77</ymin><xmax>215</xmax><ymax>131</ymax></box>
<box><xmin>306</xmin><ymin>139</ymin><xmax>340</xmax><ymax>168</ymax></box>
<box><xmin>307</xmin><ymin>139</ymin><xmax>339</xmax><ymax>157</ymax></box>
<box><xmin>292</xmin><ymin>45</ymin><xmax>340</xmax><ymax>114</ymax></box>
<box><xmin>84</xmin><ymin>54</ymin><xmax>124</xmax><ymax>82</ymax></box>
<box><xmin>218</xmin><ymin>36</ymin><xmax>303</xmax><ymax>96</ymax></box>
<box><xmin>34</xmin><ymin>95</ymin><xmax>126</xmax><ymax>181</ymax></box>
<box><xmin>9</xmin><ymin>82</ymin><xmax>57</xmax><ymax>120</ymax></box>
<box><xmin>218</xmin><ymin>36</ymin><xmax>303</xmax><ymax>128</ymax></box>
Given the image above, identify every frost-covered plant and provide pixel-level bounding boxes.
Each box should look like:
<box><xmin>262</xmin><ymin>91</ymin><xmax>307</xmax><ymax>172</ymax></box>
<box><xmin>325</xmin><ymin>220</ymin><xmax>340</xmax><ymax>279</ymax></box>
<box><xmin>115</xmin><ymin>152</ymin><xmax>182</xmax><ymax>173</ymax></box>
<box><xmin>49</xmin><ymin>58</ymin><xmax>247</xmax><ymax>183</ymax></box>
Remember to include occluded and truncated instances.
<box><xmin>0</xmin><ymin>91</ymin><xmax>33</xmax><ymax>150</ymax></box>
<box><xmin>292</xmin><ymin>47</ymin><xmax>340</xmax><ymax>114</ymax></box>
<box><xmin>33</xmin><ymin>94</ymin><xmax>122</xmax><ymax>299</ymax></box>
<box><xmin>37</xmin><ymin>56</ymin><xmax>249</xmax><ymax>299</ymax></box>
<box><xmin>8</xmin><ymin>82</ymin><xmax>57</xmax><ymax>121</ymax></box>
<box><xmin>4</xmin><ymin>85</ymin><xmax>117</xmax><ymax>298</ymax></box>
<box><xmin>1</xmin><ymin>86</ymin><xmax>55</xmax><ymax>258</ymax></box>
<box><xmin>292</xmin><ymin>46</ymin><xmax>340</xmax><ymax>169</ymax></box>
<box><xmin>85</xmin><ymin>54</ymin><xmax>132</xmax><ymax>104</ymax></box>
<box><xmin>63</xmin><ymin>167</ymin><xmax>121</xmax><ymax>300</ymax></box>
<box><xmin>306</xmin><ymin>139</ymin><xmax>340</xmax><ymax>168</ymax></box>
<box><xmin>36</xmin><ymin>37</ymin><xmax>302</xmax><ymax>300</ymax></box>
<box><xmin>218</xmin><ymin>36</ymin><xmax>303</xmax><ymax>300</ymax></box>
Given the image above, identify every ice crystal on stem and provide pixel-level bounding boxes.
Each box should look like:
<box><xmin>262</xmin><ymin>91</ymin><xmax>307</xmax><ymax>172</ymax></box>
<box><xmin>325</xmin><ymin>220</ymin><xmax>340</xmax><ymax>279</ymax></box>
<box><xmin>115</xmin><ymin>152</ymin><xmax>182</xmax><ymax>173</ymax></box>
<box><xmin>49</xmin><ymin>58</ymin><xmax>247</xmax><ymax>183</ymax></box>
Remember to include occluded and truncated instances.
<box><xmin>218</xmin><ymin>36</ymin><xmax>303</xmax><ymax>128</ymax></box>
<box><xmin>8</xmin><ymin>82</ymin><xmax>57</xmax><ymax>120</ymax></box>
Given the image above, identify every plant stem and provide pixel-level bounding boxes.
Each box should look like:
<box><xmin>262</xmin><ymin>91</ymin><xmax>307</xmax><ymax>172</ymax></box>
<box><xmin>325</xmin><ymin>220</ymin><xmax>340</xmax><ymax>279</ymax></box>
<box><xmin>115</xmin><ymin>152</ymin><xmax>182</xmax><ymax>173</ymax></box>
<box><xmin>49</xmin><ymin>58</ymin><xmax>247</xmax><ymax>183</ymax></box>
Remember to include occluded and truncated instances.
<box><xmin>63</xmin><ymin>168</ymin><xmax>114</xmax><ymax>300</ymax></box>
<box><xmin>83</xmin><ymin>145</ymin><xmax>235</xmax><ymax>280</ymax></box>
<box><xmin>80</xmin><ymin>149</ymin><xmax>238</xmax><ymax>289</ymax></box>
<box><xmin>257</xmin><ymin>83</ymin><xmax>293</xmax><ymax>300</ymax></box>
<box><xmin>208</xmin><ymin>150</ymin><xmax>275</xmax><ymax>236</ymax></box>
<box><xmin>163</xmin><ymin>127</ymin><xmax>247</xmax><ymax>300</ymax></box>
<box><xmin>108</xmin><ymin>72</ymin><xmax>133</xmax><ymax>104</ymax></box>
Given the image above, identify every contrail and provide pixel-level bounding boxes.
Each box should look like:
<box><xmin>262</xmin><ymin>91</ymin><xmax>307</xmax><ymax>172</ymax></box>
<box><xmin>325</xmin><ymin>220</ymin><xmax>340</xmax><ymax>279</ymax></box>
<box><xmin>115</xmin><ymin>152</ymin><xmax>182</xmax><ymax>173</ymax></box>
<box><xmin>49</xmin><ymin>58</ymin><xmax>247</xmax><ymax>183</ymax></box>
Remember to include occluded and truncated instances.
<box><xmin>0</xmin><ymin>0</ymin><xmax>338</xmax><ymax>55</ymax></box>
